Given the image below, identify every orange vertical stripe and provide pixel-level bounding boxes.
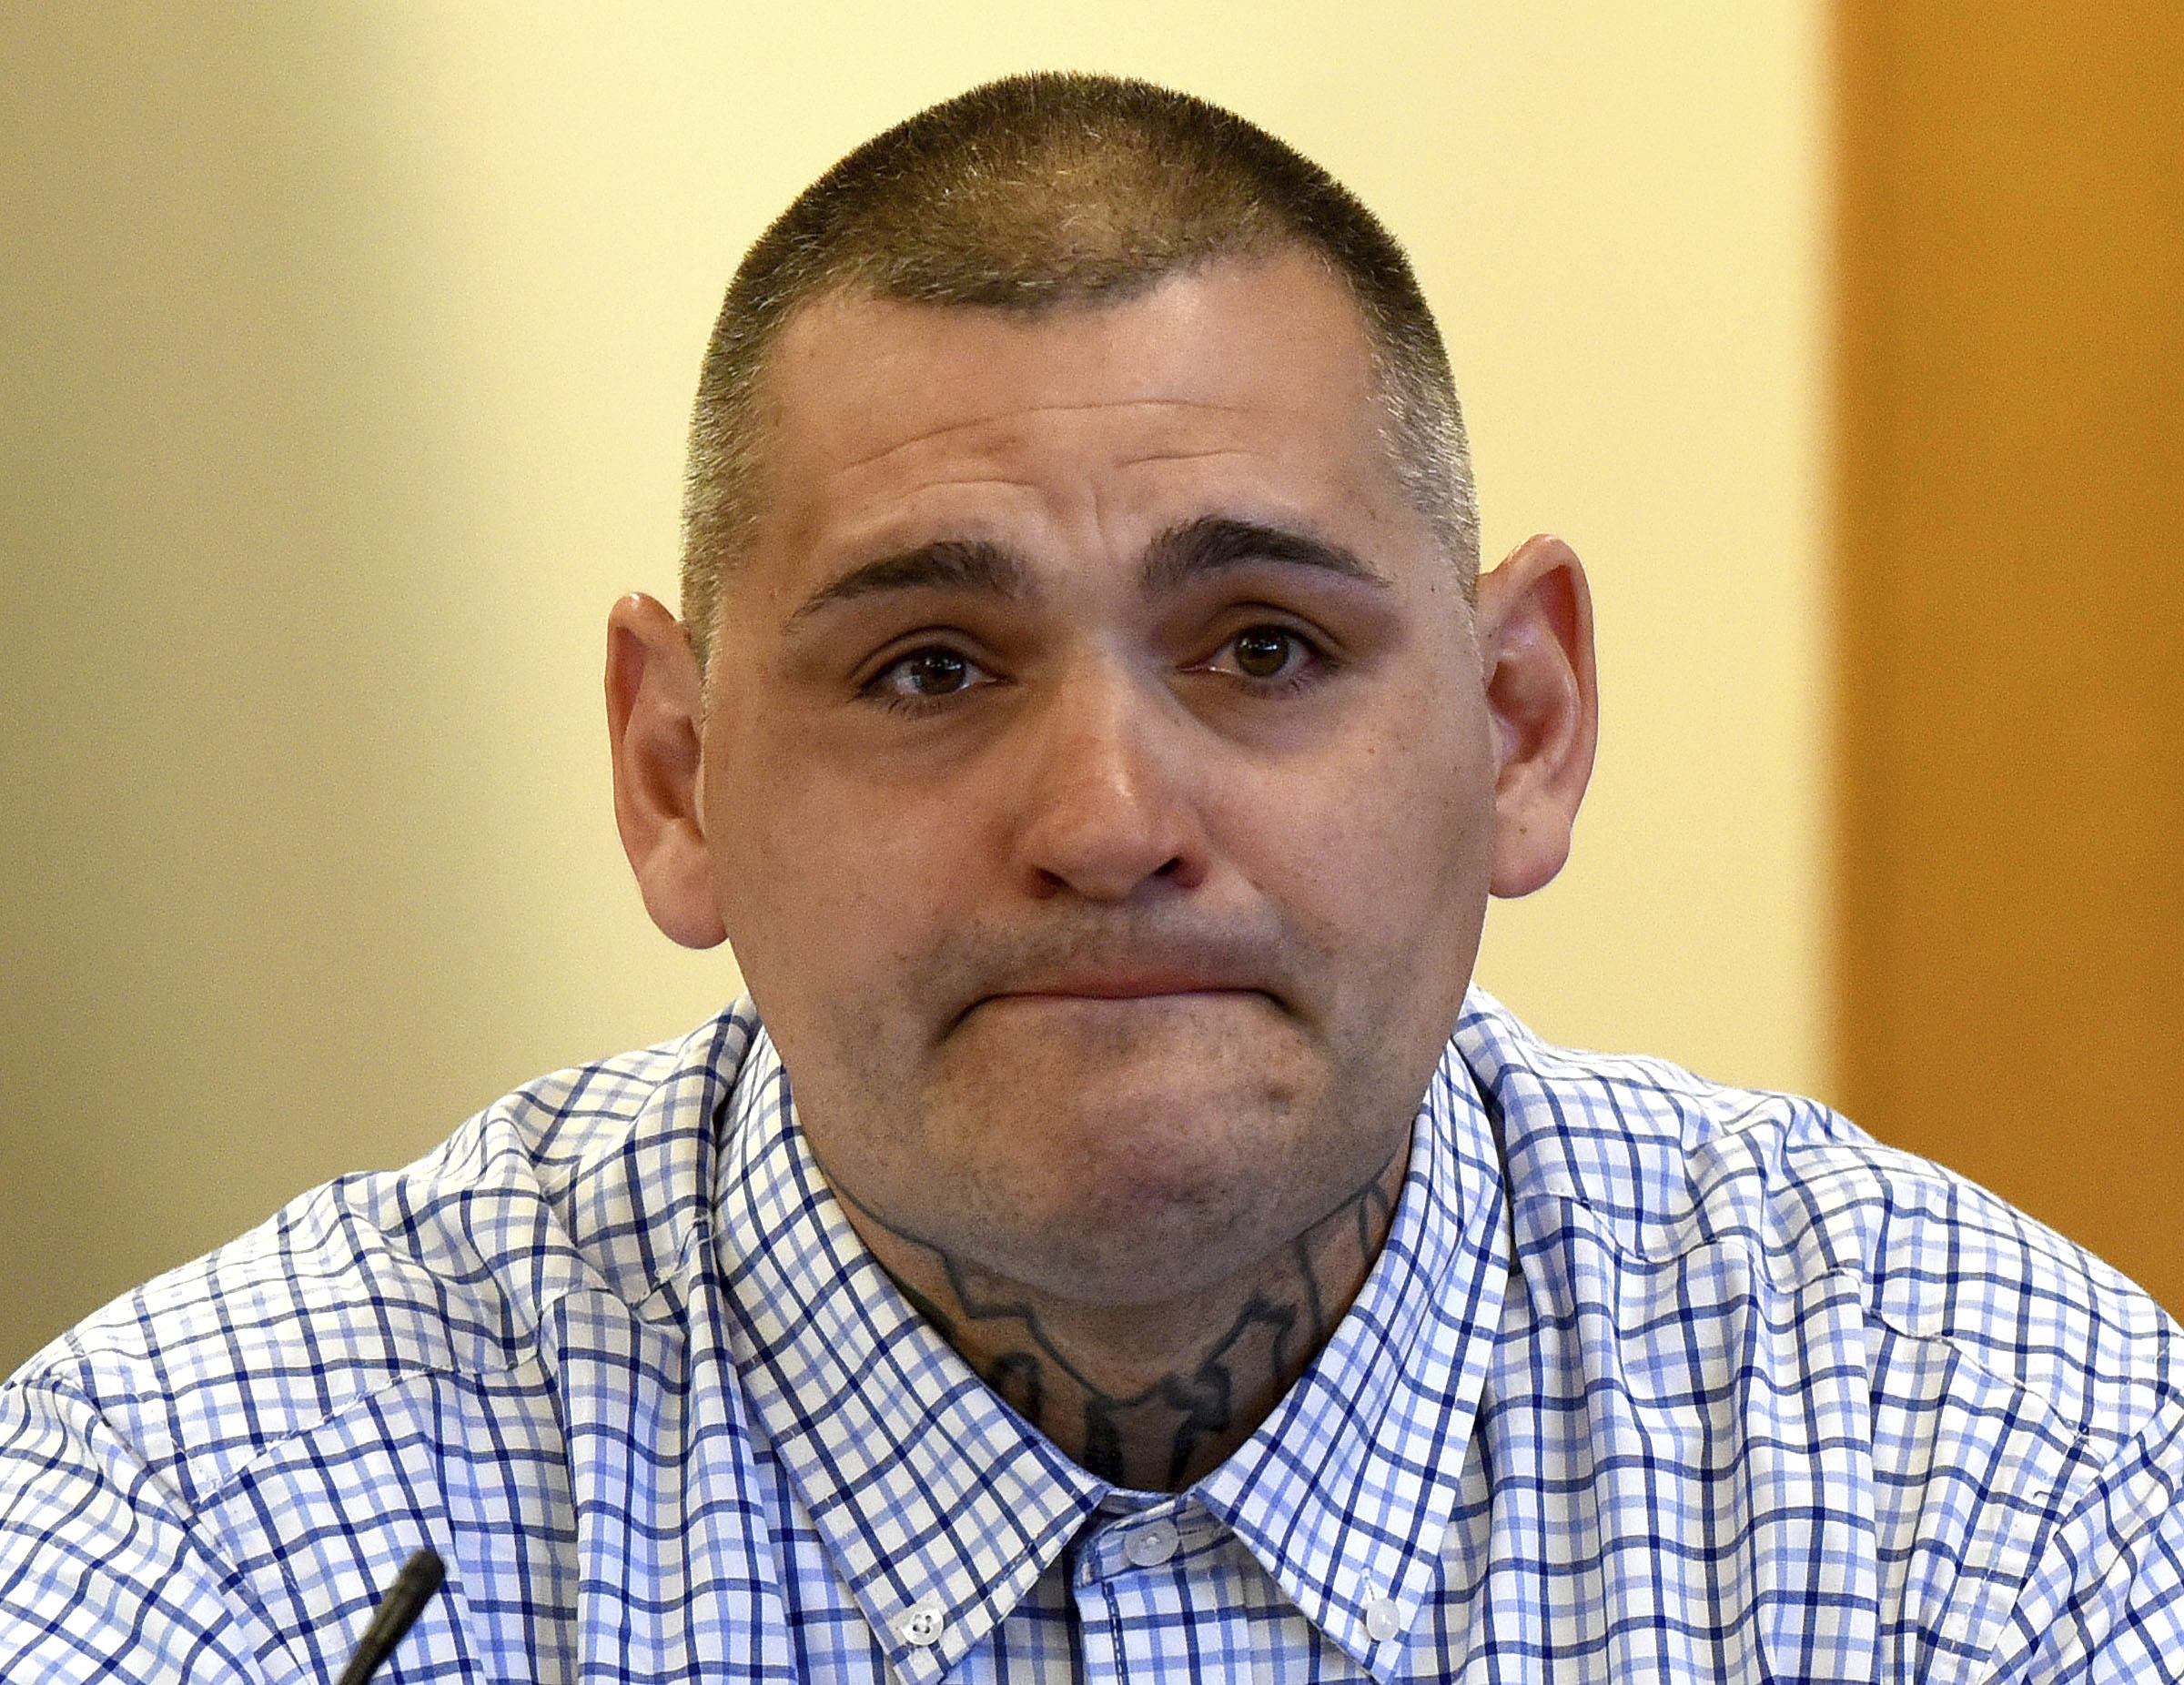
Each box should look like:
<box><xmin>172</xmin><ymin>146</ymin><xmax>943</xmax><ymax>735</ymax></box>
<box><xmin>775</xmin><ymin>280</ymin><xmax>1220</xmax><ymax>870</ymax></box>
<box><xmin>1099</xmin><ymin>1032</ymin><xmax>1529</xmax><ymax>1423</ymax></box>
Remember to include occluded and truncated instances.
<box><xmin>1834</xmin><ymin>3</ymin><xmax>2184</xmax><ymax>1308</ymax></box>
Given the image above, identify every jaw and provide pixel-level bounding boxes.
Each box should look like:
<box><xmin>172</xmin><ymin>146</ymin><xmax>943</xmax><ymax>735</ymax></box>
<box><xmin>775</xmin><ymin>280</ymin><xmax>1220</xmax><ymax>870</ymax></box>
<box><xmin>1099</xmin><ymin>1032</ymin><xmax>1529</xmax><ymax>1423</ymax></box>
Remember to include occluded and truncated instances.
<box><xmin>827</xmin><ymin>992</ymin><xmax>1380</xmax><ymax>1304</ymax></box>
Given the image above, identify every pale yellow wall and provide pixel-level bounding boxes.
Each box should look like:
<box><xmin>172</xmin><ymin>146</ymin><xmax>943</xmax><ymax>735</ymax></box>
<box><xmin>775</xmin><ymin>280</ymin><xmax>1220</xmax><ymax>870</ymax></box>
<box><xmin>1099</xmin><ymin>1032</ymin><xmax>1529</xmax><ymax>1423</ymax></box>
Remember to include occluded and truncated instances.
<box><xmin>0</xmin><ymin>4</ymin><xmax>1828</xmax><ymax>1371</ymax></box>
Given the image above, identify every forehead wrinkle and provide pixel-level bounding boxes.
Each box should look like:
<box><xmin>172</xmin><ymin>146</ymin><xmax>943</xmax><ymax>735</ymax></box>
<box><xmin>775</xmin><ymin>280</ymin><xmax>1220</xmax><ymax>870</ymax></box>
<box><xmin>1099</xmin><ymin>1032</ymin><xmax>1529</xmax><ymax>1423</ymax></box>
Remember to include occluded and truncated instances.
<box><xmin>831</xmin><ymin>395</ymin><xmax>1261</xmax><ymax>476</ymax></box>
<box><xmin>1113</xmin><ymin>447</ymin><xmax>1257</xmax><ymax>470</ymax></box>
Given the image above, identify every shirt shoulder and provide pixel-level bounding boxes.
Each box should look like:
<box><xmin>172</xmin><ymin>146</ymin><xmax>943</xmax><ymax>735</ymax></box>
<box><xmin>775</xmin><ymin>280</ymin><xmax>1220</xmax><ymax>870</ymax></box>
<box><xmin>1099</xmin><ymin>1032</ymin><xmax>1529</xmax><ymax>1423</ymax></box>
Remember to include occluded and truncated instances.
<box><xmin>1457</xmin><ymin>991</ymin><xmax>2179</xmax><ymax>1455</ymax></box>
<box><xmin>4</xmin><ymin>1005</ymin><xmax>759</xmax><ymax>1521</ymax></box>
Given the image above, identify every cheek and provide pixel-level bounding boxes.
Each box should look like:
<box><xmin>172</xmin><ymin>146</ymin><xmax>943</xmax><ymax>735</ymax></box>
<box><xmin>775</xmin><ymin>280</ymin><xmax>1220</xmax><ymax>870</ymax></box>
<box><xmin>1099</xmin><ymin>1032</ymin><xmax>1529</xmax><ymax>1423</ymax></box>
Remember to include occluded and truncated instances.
<box><xmin>707</xmin><ymin>752</ymin><xmax>978</xmax><ymax>1002</ymax></box>
<box><xmin>1210</xmin><ymin>721</ymin><xmax>1497</xmax><ymax>1020</ymax></box>
<box><xmin>1228</xmin><ymin>708</ymin><xmax>1494</xmax><ymax>893</ymax></box>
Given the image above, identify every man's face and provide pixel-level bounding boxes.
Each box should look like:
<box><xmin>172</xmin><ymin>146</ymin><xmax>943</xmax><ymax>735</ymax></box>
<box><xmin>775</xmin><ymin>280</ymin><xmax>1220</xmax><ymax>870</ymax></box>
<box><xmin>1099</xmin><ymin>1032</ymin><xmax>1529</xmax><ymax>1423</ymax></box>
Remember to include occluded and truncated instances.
<box><xmin>696</xmin><ymin>253</ymin><xmax>1501</xmax><ymax>1307</ymax></box>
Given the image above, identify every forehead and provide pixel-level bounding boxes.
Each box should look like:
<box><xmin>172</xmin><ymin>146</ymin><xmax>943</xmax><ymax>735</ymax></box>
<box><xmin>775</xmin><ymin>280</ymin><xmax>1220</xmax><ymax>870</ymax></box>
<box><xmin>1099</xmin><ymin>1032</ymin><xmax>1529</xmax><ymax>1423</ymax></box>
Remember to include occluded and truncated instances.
<box><xmin>738</xmin><ymin>253</ymin><xmax>1422</xmax><ymax>603</ymax></box>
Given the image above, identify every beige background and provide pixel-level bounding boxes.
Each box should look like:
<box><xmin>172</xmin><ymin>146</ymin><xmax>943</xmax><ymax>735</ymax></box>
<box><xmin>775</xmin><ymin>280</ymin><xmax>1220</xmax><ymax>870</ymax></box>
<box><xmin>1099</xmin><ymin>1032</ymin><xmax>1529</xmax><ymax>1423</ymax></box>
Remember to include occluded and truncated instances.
<box><xmin>0</xmin><ymin>5</ymin><xmax>1829</xmax><ymax>1372</ymax></box>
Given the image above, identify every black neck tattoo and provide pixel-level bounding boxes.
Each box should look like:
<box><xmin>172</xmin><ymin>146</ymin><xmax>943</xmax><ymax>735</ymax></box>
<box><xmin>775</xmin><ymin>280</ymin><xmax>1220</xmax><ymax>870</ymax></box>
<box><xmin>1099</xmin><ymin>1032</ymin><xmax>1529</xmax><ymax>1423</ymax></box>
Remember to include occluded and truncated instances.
<box><xmin>832</xmin><ymin>1165</ymin><xmax>1402</xmax><ymax>1490</ymax></box>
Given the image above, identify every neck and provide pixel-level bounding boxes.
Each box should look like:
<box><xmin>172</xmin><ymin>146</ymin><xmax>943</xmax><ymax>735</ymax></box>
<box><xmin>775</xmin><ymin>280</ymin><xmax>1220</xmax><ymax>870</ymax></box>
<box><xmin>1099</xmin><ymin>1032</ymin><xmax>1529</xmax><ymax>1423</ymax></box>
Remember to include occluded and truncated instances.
<box><xmin>835</xmin><ymin>1155</ymin><xmax>1406</xmax><ymax>1491</ymax></box>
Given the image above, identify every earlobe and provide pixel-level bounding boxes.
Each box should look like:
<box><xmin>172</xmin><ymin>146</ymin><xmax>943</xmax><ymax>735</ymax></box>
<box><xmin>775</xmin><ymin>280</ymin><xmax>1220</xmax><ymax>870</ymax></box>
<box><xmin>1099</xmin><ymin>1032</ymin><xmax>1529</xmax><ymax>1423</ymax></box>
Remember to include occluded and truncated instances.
<box><xmin>1476</xmin><ymin>536</ymin><xmax>1600</xmax><ymax>899</ymax></box>
<box><xmin>604</xmin><ymin>592</ymin><xmax>729</xmax><ymax>950</ymax></box>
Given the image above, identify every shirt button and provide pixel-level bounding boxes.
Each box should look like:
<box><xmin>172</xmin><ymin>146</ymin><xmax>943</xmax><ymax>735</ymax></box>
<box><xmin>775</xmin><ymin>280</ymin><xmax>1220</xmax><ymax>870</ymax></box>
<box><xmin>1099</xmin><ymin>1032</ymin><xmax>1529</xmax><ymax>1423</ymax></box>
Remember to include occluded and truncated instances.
<box><xmin>1122</xmin><ymin>1518</ymin><xmax>1179</xmax><ymax>1567</ymax></box>
<box><xmin>895</xmin><ymin>1600</ymin><xmax>945</xmax><ymax>1647</ymax></box>
<box><xmin>1364</xmin><ymin>1596</ymin><xmax>1401</xmax><ymax>1642</ymax></box>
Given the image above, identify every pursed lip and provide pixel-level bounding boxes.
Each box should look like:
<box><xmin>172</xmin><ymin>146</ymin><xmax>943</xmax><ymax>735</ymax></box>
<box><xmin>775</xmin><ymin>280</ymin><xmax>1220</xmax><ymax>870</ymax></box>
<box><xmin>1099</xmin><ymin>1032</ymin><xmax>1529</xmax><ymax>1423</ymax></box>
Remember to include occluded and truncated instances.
<box><xmin>969</xmin><ymin>964</ymin><xmax>1277</xmax><ymax>1014</ymax></box>
<box><xmin>940</xmin><ymin>932</ymin><xmax>1294</xmax><ymax>1031</ymax></box>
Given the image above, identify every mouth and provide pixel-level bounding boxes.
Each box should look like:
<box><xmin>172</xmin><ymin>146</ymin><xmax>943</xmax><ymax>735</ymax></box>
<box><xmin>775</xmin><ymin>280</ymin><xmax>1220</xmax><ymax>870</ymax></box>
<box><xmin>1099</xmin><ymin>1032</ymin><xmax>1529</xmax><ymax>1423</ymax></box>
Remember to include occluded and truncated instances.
<box><xmin>956</xmin><ymin>967</ymin><xmax>1279</xmax><ymax>1032</ymax></box>
<box><xmin>936</xmin><ymin>924</ymin><xmax>1295</xmax><ymax>1034</ymax></box>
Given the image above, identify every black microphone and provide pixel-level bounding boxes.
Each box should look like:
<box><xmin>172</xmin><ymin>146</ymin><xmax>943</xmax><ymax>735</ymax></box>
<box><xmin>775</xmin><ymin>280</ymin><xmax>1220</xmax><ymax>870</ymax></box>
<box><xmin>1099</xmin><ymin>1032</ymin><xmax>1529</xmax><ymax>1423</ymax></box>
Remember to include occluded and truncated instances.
<box><xmin>334</xmin><ymin>1549</ymin><xmax>445</xmax><ymax>1685</ymax></box>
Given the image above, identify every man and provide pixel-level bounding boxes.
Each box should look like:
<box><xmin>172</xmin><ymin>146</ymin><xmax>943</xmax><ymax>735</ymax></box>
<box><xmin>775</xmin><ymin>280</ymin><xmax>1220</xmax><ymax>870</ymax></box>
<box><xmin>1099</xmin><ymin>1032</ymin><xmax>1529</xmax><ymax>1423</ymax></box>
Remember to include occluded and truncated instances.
<box><xmin>4</xmin><ymin>73</ymin><xmax>2179</xmax><ymax>1683</ymax></box>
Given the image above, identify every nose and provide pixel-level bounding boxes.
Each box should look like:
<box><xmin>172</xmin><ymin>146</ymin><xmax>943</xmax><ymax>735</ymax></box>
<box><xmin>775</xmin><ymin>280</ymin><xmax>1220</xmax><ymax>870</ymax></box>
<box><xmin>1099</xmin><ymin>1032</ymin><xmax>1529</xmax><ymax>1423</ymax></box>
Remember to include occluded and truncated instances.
<box><xmin>1007</xmin><ymin>664</ymin><xmax>1209</xmax><ymax>903</ymax></box>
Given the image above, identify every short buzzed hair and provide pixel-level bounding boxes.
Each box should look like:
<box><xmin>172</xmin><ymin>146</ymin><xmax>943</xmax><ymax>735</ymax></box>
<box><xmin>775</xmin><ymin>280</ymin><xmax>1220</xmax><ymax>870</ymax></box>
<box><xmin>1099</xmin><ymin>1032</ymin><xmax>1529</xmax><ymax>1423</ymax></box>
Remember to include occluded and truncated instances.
<box><xmin>681</xmin><ymin>72</ymin><xmax>1479</xmax><ymax>665</ymax></box>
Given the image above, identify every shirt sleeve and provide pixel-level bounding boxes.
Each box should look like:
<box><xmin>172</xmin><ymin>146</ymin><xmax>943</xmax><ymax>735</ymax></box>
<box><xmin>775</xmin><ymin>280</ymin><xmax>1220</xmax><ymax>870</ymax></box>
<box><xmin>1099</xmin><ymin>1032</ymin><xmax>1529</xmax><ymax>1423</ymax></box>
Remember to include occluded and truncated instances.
<box><xmin>0</xmin><ymin>1374</ymin><xmax>309</xmax><ymax>1685</ymax></box>
<box><xmin>1987</xmin><ymin>1390</ymin><xmax>2184</xmax><ymax>1683</ymax></box>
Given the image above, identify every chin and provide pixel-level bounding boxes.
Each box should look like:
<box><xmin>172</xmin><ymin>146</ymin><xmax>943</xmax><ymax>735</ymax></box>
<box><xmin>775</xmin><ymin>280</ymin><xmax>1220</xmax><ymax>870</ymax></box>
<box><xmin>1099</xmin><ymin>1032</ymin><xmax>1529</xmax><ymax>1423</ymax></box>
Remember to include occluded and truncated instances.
<box><xmin>936</xmin><ymin>1076</ymin><xmax>1317</xmax><ymax>1297</ymax></box>
<box><xmin>943</xmin><ymin>988</ymin><xmax>1311</xmax><ymax>1095</ymax></box>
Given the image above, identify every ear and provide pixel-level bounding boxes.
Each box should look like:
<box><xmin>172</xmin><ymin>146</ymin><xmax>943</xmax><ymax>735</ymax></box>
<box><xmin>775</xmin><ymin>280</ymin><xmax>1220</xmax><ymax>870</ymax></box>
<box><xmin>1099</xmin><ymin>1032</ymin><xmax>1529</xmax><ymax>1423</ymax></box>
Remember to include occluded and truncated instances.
<box><xmin>1476</xmin><ymin>535</ymin><xmax>1599</xmax><ymax>898</ymax></box>
<box><xmin>605</xmin><ymin>592</ymin><xmax>729</xmax><ymax>949</ymax></box>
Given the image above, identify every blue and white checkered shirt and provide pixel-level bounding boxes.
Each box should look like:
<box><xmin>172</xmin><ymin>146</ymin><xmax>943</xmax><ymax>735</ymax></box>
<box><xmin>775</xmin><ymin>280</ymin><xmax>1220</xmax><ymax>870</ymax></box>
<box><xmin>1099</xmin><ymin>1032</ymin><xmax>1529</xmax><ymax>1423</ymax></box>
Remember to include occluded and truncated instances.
<box><xmin>5</xmin><ymin>990</ymin><xmax>2181</xmax><ymax>1681</ymax></box>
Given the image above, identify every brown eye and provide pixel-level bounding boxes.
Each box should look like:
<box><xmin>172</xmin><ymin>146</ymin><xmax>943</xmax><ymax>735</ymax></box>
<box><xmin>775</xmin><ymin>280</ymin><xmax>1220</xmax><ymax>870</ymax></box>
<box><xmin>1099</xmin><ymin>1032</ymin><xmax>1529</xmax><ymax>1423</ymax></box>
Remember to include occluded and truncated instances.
<box><xmin>899</xmin><ymin>649</ymin><xmax>971</xmax><ymax>695</ymax></box>
<box><xmin>869</xmin><ymin>646</ymin><xmax>983</xmax><ymax>698</ymax></box>
<box><xmin>1232</xmin><ymin>627</ymin><xmax>1295</xmax><ymax>679</ymax></box>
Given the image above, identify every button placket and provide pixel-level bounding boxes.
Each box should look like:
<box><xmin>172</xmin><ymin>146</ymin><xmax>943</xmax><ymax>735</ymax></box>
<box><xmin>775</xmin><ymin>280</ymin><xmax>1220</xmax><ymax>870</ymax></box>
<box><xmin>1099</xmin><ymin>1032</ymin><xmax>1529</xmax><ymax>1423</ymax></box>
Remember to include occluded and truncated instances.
<box><xmin>1121</xmin><ymin>1517</ymin><xmax>1179</xmax><ymax>1568</ymax></box>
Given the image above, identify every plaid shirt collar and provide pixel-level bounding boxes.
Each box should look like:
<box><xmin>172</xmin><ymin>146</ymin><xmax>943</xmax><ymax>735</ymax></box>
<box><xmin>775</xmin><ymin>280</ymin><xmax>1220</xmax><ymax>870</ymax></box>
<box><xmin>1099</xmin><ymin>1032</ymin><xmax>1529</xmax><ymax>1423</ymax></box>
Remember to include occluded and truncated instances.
<box><xmin>710</xmin><ymin>1003</ymin><xmax>1513</xmax><ymax>1684</ymax></box>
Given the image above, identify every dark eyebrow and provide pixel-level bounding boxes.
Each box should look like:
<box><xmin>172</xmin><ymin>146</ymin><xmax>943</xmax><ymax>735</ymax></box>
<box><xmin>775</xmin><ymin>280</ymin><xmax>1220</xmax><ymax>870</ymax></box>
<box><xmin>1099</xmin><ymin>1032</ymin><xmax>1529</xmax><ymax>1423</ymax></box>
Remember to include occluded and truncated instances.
<box><xmin>786</xmin><ymin>539</ymin><xmax>1026</xmax><ymax>628</ymax></box>
<box><xmin>1139</xmin><ymin>516</ymin><xmax>1392</xmax><ymax>596</ymax></box>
